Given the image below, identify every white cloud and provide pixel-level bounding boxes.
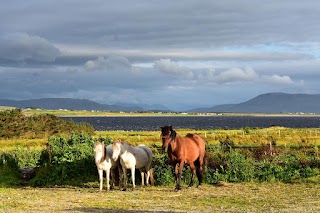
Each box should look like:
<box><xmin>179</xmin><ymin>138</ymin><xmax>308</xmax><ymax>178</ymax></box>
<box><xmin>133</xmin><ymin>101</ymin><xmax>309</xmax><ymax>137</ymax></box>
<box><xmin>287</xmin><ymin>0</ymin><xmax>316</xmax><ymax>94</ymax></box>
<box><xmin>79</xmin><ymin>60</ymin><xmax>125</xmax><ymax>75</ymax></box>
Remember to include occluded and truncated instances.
<box><xmin>0</xmin><ymin>33</ymin><xmax>60</xmax><ymax>62</ymax></box>
<box><xmin>154</xmin><ymin>59</ymin><xmax>258</xmax><ymax>83</ymax></box>
<box><xmin>261</xmin><ymin>74</ymin><xmax>295</xmax><ymax>85</ymax></box>
<box><xmin>84</xmin><ymin>55</ymin><xmax>140</xmax><ymax>73</ymax></box>
<box><xmin>153</xmin><ymin>59</ymin><xmax>194</xmax><ymax>79</ymax></box>
<box><xmin>213</xmin><ymin>67</ymin><xmax>258</xmax><ymax>83</ymax></box>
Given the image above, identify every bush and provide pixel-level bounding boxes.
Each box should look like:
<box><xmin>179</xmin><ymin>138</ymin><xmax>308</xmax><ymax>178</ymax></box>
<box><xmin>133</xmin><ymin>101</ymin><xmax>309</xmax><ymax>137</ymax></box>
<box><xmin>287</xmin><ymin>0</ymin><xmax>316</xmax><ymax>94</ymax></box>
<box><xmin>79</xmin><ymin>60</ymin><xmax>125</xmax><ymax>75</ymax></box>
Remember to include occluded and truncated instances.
<box><xmin>30</xmin><ymin>132</ymin><xmax>97</xmax><ymax>186</ymax></box>
<box><xmin>0</xmin><ymin>109</ymin><xmax>94</xmax><ymax>139</ymax></box>
<box><xmin>152</xmin><ymin>154</ymin><xmax>175</xmax><ymax>186</ymax></box>
<box><xmin>6</xmin><ymin>147</ymin><xmax>42</xmax><ymax>168</ymax></box>
<box><xmin>0</xmin><ymin>153</ymin><xmax>21</xmax><ymax>186</ymax></box>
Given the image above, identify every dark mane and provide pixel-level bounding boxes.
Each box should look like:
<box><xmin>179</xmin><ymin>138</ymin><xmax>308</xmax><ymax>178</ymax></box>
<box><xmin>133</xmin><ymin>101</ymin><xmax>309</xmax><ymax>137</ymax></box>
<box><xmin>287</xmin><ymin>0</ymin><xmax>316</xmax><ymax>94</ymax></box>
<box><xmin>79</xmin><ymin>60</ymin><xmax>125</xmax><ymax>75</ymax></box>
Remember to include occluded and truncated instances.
<box><xmin>186</xmin><ymin>133</ymin><xmax>195</xmax><ymax>138</ymax></box>
<box><xmin>171</xmin><ymin>129</ymin><xmax>177</xmax><ymax>140</ymax></box>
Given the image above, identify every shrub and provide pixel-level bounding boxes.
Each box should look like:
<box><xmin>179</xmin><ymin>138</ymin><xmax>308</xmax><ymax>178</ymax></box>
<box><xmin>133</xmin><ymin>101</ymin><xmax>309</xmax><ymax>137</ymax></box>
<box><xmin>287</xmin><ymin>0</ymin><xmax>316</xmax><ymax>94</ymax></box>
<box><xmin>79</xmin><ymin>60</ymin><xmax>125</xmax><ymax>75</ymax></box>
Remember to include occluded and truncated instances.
<box><xmin>152</xmin><ymin>153</ymin><xmax>175</xmax><ymax>186</ymax></box>
<box><xmin>0</xmin><ymin>153</ymin><xmax>21</xmax><ymax>186</ymax></box>
<box><xmin>30</xmin><ymin>132</ymin><xmax>97</xmax><ymax>186</ymax></box>
<box><xmin>0</xmin><ymin>109</ymin><xmax>94</xmax><ymax>139</ymax></box>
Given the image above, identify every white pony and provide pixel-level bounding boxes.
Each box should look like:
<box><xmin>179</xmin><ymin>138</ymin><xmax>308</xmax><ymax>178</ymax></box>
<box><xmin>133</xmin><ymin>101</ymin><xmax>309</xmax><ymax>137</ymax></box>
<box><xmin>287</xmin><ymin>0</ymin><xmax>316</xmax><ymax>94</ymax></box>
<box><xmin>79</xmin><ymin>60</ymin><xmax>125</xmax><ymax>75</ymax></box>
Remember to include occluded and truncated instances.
<box><xmin>94</xmin><ymin>141</ymin><xmax>121</xmax><ymax>191</ymax></box>
<box><xmin>111</xmin><ymin>140</ymin><xmax>153</xmax><ymax>191</ymax></box>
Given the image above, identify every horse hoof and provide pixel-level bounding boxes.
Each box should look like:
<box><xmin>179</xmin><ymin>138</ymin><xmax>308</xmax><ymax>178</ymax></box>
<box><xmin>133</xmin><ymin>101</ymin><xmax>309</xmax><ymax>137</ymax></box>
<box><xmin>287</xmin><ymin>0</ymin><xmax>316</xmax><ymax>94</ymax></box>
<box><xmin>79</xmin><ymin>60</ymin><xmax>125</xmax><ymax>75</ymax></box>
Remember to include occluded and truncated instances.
<box><xmin>121</xmin><ymin>188</ymin><xmax>127</xmax><ymax>191</ymax></box>
<box><xmin>174</xmin><ymin>187</ymin><xmax>182</xmax><ymax>192</ymax></box>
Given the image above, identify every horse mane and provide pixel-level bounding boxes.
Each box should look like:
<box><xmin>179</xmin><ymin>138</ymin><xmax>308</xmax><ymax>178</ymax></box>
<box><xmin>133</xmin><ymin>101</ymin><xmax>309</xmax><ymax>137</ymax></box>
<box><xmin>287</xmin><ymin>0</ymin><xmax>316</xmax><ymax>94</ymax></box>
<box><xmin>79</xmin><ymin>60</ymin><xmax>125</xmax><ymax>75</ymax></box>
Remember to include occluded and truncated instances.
<box><xmin>170</xmin><ymin>130</ymin><xmax>177</xmax><ymax>141</ymax></box>
<box><xmin>186</xmin><ymin>133</ymin><xmax>195</xmax><ymax>139</ymax></box>
<box><xmin>120</xmin><ymin>141</ymin><xmax>134</xmax><ymax>152</ymax></box>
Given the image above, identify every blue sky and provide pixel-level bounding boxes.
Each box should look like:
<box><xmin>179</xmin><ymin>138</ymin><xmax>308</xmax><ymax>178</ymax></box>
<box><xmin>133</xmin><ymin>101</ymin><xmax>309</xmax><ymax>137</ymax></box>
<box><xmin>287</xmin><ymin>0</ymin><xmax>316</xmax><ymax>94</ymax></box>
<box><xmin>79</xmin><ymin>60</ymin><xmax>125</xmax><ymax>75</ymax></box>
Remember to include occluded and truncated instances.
<box><xmin>1</xmin><ymin>0</ymin><xmax>320</xmax><ymax>111</ymax></box>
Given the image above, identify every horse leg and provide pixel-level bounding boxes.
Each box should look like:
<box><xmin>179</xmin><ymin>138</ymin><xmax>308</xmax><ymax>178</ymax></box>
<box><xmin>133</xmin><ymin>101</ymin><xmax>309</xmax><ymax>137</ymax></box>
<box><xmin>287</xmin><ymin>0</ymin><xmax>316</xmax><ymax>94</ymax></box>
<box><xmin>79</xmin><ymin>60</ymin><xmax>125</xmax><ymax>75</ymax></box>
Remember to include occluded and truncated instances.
<box><xmin>118</xmin><ymin>165</ymin><xmax>123</xmax><ymax>190</ymax></box>
<box><xmin>146</xmin><ymin>169</ymin><xmax>150</xmax><ymax>187</ymax></box>
<box><xmin>131</xmin><ymin>166</ymin><xmax>136</xmax><ymax>191</ymax></box>
<box><xmin>122</xmin><ymin>167</ymin><xmax>127</xmax><ymax>191</ymax></box>
<box><xmin>106</xmin><ymin>168</ymin><xmax>110</xmax><ymax>192</ymax></box>
<box><xmin>174</xmin><ymin>163</ymin><xmax>179</xmax><ymax>184</ymax></box>
<box><xmin>175</xmin><ymin>161</ymin><xmax>184</xmax><ymax>191</ymax></box>
<box><xmin>145</xmin><ymin>163</ymin><xmax>151</xmax><ymax>187</ymax></box>
<box><xmin>110</xmin><ymin>168</ymin><xmax>115</xmax><ymax>190</ymax></box>
<box><xmin>196</xmin><ymin>157</ymin><xmax>204</xmax><ymax>187</ymax></box>
<box><xmin>98</xmin><ymin>169</ymin><xmax>103</xmax><ymax>191</ymax></box>
<box><xmin>140</xmin><ymin>169</ymin><xmax>145</xmax><ymax>188</ymax></box>
<box><xmin>188</xmin><ymin>162</ymin><xmax>196</xmax><ymax>188</ymax></box>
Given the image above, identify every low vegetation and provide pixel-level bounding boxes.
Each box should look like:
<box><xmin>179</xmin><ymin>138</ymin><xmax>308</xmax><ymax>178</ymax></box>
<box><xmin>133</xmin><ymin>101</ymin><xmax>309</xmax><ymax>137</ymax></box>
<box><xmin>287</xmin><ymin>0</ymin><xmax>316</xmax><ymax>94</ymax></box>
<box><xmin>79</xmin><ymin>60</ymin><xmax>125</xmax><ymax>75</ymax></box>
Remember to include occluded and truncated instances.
<box><xmin>1</xmin><ymin>109</ymin><xmax>320</xmax><ymax>211</ymax></box>
<box><xmin>0</xmin><ymin>109</ymin><xmax>94</xmax><ymax>139</ymax></box>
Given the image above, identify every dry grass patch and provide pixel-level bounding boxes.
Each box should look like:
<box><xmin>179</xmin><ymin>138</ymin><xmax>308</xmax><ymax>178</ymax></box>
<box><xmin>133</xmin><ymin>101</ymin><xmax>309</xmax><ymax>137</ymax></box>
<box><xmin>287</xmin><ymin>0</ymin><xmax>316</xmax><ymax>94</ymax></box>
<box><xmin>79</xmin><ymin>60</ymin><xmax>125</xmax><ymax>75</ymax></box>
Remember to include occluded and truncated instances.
<box><xmin>1</xmin><ymin>182</ymin><xmax>320</xmax><ymax>212</ymax></box>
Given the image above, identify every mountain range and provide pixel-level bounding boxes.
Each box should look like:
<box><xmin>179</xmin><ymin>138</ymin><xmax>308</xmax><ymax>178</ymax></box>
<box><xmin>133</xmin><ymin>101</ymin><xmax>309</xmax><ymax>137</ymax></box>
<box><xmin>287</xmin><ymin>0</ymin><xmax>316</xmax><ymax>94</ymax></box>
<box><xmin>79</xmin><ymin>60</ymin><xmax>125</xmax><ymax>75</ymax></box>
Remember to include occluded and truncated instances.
<box><xmin>0</xmin><ymin>98</ymin><xmax>143</xmax><ymax>112</ymax></box>
<box><xmin>1</xmin><ymin>93</ymin><xmax>320</xmax><ymax>113</ymax></box>
<box><xmin>190</xmin><ymin>93</ymin><xmax>320</xmax><ymax>113</ymax></box>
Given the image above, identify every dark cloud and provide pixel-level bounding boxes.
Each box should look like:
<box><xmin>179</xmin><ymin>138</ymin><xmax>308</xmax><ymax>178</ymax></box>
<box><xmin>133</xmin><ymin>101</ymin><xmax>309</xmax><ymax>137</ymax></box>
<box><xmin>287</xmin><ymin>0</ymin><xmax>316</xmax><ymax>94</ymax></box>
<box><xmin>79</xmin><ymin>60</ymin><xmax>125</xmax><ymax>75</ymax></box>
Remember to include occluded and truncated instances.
<box><xmin>0</xmin><ymin>33</ymin><xmax>60</xmax><ymax>62</ymax></box>
<box><xmin>0</xmin><ymin>1</ymin><xmax>320</xmax><ymax>110</ymax></box>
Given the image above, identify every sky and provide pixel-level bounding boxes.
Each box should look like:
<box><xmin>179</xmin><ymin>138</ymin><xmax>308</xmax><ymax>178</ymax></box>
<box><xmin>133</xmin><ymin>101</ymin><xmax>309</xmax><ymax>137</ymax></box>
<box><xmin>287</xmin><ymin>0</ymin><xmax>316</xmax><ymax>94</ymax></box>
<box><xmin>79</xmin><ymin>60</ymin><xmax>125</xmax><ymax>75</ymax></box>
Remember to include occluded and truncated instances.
<box><xmin>1</xmin><ymin>0</ymin><xmax>320</xmax><ymax>111</ymax></box>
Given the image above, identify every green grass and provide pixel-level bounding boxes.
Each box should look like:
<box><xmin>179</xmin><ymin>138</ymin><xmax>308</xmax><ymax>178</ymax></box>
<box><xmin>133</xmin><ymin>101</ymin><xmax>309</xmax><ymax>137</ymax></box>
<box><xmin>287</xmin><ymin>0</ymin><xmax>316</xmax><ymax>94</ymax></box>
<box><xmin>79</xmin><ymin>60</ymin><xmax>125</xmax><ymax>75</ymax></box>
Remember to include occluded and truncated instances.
<box><xmin>2</xmin><ymin>127</ymin><xmax>320</xmax><ymax>152</ymax></box>
<box><xmin>1</xmin><ymin>180</ymin><xmax>320</xmax><ymax>212</ymax></box>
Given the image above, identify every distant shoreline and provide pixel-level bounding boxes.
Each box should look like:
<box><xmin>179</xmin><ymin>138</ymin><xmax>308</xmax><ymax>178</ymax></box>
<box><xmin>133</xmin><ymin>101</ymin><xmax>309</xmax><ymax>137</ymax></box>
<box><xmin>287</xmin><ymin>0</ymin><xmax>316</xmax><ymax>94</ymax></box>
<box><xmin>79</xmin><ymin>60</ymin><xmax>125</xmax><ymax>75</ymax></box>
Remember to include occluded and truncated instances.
<box><xmin>1</xmin><ymin>106</ymin><xmax>319</xmax><ymax>117</ymax></box>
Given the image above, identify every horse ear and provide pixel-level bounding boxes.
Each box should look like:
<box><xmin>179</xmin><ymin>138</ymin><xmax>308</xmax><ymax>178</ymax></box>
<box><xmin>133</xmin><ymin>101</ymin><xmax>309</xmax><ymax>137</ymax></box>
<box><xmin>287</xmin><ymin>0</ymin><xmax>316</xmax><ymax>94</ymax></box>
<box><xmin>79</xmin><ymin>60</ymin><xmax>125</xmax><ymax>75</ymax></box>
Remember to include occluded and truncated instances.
<box><xmin>160</xmin><ymin>126</ymin><xmax>163</xmax><ymax>129</ymax></box>
<box><xmin>169</xmin><ymin>125</ymin><xmax>173</xmax><ymax>130</ymax></box>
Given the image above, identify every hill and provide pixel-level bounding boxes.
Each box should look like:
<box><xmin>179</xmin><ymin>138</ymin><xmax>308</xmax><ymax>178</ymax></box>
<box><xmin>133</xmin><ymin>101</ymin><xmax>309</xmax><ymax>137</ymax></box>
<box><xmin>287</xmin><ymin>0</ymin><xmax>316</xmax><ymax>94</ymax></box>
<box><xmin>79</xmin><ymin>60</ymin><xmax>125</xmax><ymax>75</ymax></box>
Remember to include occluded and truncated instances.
<box><xmin>0</xmin><ymin>109</ymin><xmax>94</xmax><ymax>138</ymax></box>
<box><xmin>190</xmin><ymin>93</ymin><xmax>320</xmax><ymax>113</ymax></box>
<box><xmin>0</xmin><ymin>98</ymin><xmax>143</xmax><ymax>112</ymax></box>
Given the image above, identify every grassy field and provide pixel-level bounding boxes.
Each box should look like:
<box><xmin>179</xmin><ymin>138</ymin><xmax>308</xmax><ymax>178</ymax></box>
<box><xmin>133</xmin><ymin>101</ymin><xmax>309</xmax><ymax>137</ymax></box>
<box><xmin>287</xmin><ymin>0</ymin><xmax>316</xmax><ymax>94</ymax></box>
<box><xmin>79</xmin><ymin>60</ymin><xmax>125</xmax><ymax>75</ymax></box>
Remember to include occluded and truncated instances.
<box><xmin>1</xmin><ymin>180</ymin><xmax>320</xmax><ymax>212</ymax></box>
<box><xmin>2</xmin><ymin>127</ymin><xmax>320</xmax><ymax>154</ymax></box>
<box><xmin>1</xmin><ymin>114</ymin><xmax>320</xmax><ymax>212</ymax></box>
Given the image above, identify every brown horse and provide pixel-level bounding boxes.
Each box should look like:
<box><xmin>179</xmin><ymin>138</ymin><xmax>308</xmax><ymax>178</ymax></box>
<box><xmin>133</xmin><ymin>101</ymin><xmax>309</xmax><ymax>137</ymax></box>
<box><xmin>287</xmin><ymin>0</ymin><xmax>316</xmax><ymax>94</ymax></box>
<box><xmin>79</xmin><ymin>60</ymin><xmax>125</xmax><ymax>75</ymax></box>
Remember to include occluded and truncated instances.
<box><xmin>160</xmin><ymin>125</ymin><xmax>206</xmax><ymax>191</ymax></box>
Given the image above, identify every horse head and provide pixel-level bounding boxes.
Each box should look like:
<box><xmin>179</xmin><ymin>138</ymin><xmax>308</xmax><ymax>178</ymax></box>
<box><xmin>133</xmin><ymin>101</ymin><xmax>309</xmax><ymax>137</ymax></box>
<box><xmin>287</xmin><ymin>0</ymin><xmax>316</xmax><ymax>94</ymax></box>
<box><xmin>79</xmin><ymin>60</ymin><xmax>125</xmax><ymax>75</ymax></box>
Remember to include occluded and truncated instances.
<box><xmin>160</xmin><ymin>125</ymin><xmax>176</xmax><ymax>152</ymax></box>
<box><xmin>111</xmin><ymin>140</ymin><xmax>122</xmax><ymax>161</ymax></box>
<box><xmin>94</xmin><ymin>141</ymin><xmax>105</xmax><ymax>164</ymax></box>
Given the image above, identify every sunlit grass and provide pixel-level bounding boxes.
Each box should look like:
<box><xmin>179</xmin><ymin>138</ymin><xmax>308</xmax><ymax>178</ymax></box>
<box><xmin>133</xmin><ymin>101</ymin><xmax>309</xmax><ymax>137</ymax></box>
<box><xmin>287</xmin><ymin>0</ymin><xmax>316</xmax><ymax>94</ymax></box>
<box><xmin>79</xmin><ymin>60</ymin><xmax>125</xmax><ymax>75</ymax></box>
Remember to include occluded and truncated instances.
<box><xmin>2</xmin><ymin>127</ymin><xmax>320</xmax><ymax>152</ymax></box>
<box><xmin>1</xmin><ymin>180</ymin><xmax>320</xmax><ymax>212</ymax></box>
<box><xmin>95</xmin><ymin>127</ymin><xmax>320</xmax><ymax>147</ymax></box>
<box><xmin>0</xmin><ymin>139</ymin><xmax>46</xmax><ymax>153</ymax></box>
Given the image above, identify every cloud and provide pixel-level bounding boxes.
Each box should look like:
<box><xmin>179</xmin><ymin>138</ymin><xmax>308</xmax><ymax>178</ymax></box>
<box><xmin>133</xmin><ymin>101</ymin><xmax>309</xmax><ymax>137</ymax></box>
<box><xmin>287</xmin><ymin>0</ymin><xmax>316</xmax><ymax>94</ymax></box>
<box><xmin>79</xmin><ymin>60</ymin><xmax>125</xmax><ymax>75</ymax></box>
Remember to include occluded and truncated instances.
<box><xmin>153</xmin><ymin>59</ymin><xmax>194</xmax><ymax>79</ymax></box>
<box><xmin>154</xmin><ymin>59</ymin><xmax>258</xmax><ymax>83</ymax></box>
<box><xmin>0</xmin><ymin>33</ymin><xmax>60</xmax><ymax>62</ymax></box>
<box><xmin>84</xmin><ymin>56</ymin><xmax>139</xmax><ymax>73</ymax></box>
<box><xmin>261</xmin><ymin>74</ymin><xmax>295</xmax><ymax>85</ymax></box>
<box><xmin>212</xmin><ymin>67</ymin><xmax>258</xmax><ymax>83</ymax></box>
<box><xmin>153</xmin><ymin>59</ymin><xmax>303</xmax><ymax>87</ymax></box>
